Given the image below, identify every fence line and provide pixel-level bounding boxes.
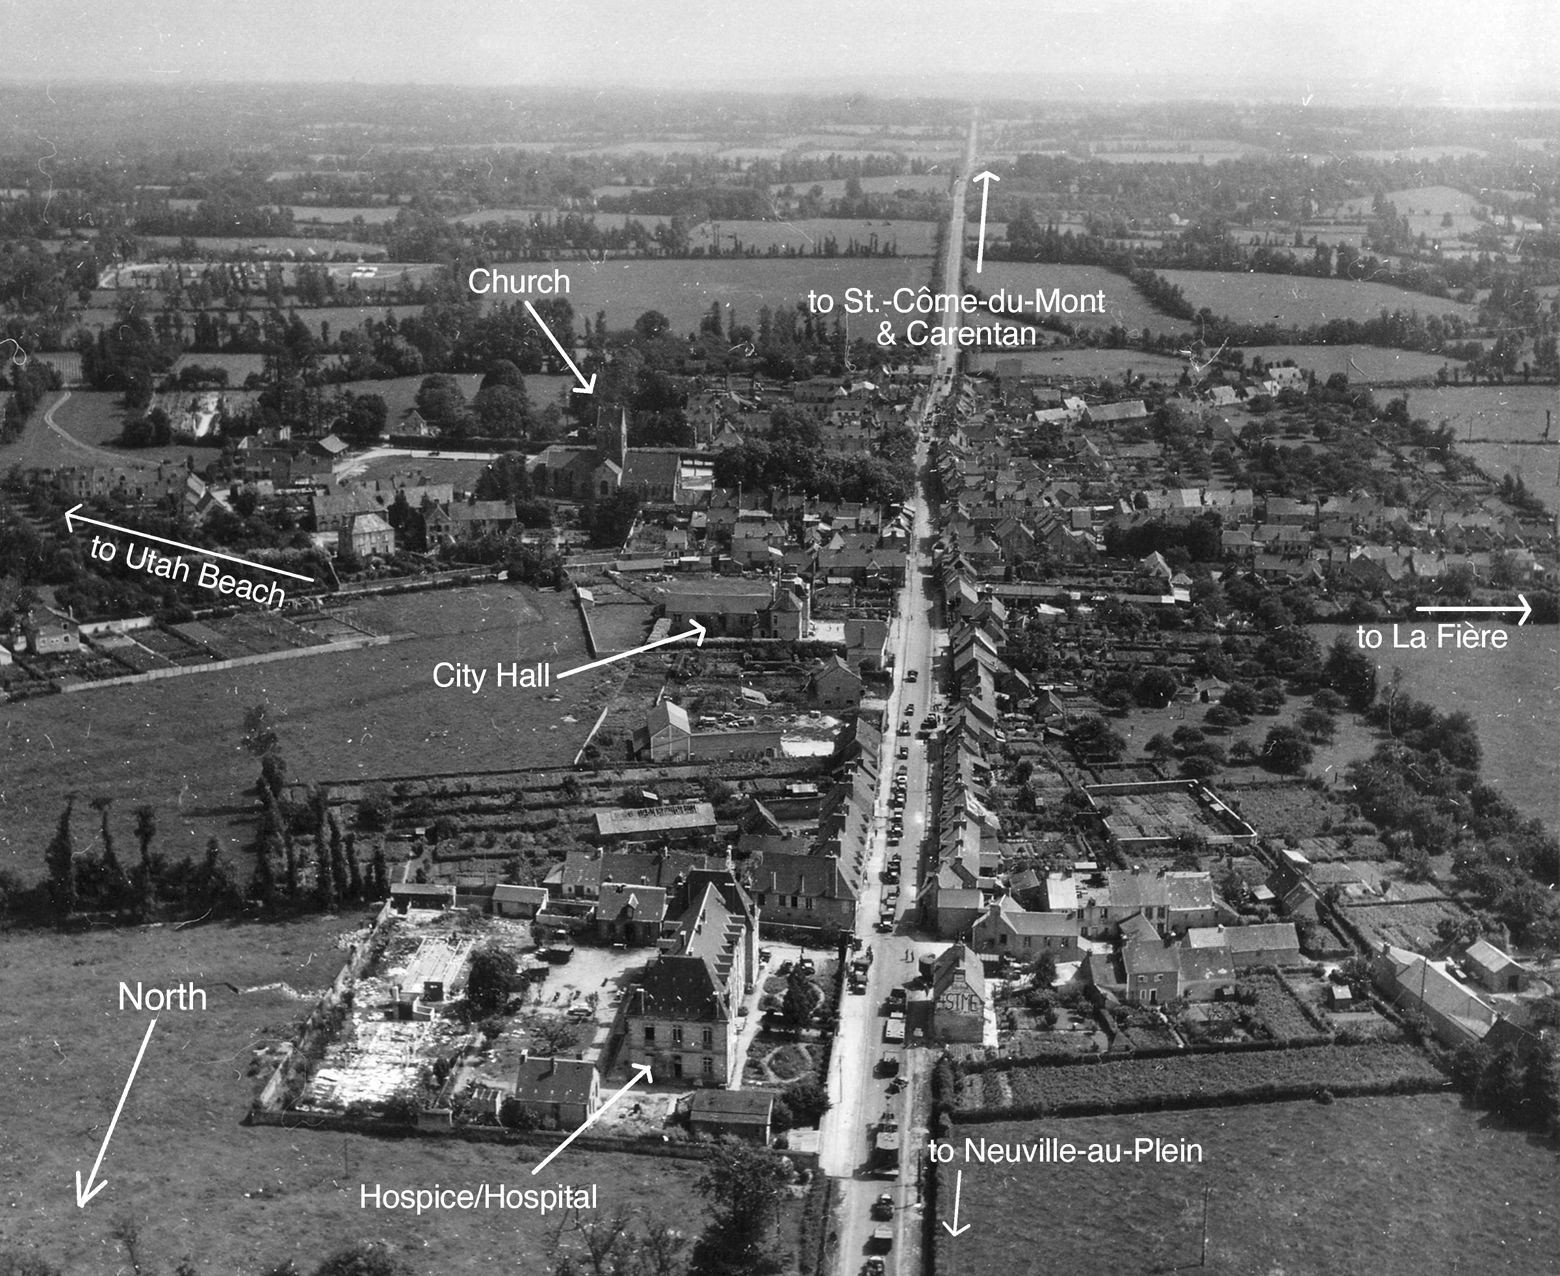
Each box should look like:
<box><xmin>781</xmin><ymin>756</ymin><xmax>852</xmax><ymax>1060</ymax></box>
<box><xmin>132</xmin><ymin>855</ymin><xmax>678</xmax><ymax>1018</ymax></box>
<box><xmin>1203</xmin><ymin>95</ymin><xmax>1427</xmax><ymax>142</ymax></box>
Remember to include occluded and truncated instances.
<box><xmin>62</xmin><ymin>634</ymin><xmax>393</xmax><ymax>693</ymax></box>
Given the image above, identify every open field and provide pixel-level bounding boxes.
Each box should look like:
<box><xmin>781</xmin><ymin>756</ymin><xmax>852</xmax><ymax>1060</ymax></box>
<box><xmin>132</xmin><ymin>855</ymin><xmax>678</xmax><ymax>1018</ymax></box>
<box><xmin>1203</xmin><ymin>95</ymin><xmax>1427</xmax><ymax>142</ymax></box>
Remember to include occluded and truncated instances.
<box><xmin>1239</xmin><ymin>344</ymin><xmax>1454</xmax><ymax>383</ymax></box>
<box><xmin>1408</xmin><ymin>383</ymin><xmax>1560</xmax><ymax>444</ymax></box>
<box><xmin>287</xmin><ymin>205</ymin><xmax>401</xmax><ymax>224</ymax></box>
<box><xmin>800</xmin><ymin>173</ymin><xmax>950</xmax><ymax>199</ymax></box>
<box><xmin>1333</xmin><ymin>185</ymin><xmax>1485</xmax><ymax>218</ymax></box>
<box><xmin>963</xmin><ymin>260</ymin><xmax>1166</xmax><ymax>332</ymax></box>
<box><xmin>937</xmin><ymin>1095</ymin><xmax>1560</xmax><ymax>1276</ymax></box>
<box><xmin>0</xmin><ymin>584</ymin><xmax>607</xmax><ymax>880</ymax></box>
<box><xmin>1312</xmin><ymin>623</ymin><xmax>1560</xmax><ymax>828</ymax></box>
<box><xmin>1156</xmin><ymin>269</ymin><xmax>1478</xmax><ymax>326</ymax></box>
<box><xmin>686</xmin><ymin>217</ymin><xmax>938</xmax><ymax>256</ymax></box>
<box><xmin>0</xmin><ymin>918</ymin><xmax>712</xmax><ymax>1275</ymax></box>
<box><xmin>172</xmin><ymin>351</ymin><xmax>270</xmax><ymax>382</ymax></box>
<box><xmin>966</xmin><ymin>348</ymin><xmax>1187</xmax><ymax>381</ymax></box>
<box><xmin>455</xmin><ymin>210</ymin><xmax>668</xmax><ymax>232</ymax></box>
<box><xmin>484</xmin><ymin>257</ymin><xmax>933</xmax><ymax>339</ymax></box>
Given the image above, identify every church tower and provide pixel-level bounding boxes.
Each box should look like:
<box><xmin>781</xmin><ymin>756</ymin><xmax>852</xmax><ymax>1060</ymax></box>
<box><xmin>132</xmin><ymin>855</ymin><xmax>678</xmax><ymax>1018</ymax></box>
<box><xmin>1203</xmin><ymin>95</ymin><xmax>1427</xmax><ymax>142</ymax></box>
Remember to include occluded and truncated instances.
<box><xmin>596</xmin><ymin>404</ymin><xmax>628</xmax><ymax>467</ymax></box>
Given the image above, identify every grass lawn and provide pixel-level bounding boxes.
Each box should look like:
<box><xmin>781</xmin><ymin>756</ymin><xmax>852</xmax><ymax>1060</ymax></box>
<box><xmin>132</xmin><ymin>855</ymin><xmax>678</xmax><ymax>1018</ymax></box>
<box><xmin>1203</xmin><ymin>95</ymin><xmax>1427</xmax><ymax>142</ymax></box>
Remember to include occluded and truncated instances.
<box><xmin>939</xmin><ymin>1095</ymin><xmax>1560</xmax><ymax>1275</ymax></box>
<box><xmin>0</xmin><ymin>584</ymin><xmax>607</xmax><ymax>881</ymax></box>
<box><xmin>0</xmin><ymin>917</ymin><xmax>711</xmax><ymax>1275</ymax></box>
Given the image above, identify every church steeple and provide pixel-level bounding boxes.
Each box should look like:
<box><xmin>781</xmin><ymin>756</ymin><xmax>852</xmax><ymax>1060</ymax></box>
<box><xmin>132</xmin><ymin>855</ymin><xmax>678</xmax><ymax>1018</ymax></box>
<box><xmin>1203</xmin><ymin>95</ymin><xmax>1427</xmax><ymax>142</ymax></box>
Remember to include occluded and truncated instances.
<box><xmin>596</xmin><ymin>404</ymin><xmax>628</xmax><ymax>467</ymax></box>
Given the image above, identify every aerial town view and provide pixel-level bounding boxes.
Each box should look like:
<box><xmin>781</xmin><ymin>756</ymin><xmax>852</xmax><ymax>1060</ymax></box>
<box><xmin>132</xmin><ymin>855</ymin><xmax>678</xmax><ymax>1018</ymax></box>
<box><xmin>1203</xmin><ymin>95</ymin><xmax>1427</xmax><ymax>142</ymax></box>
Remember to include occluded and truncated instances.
<box><xmin>1</xmin><ymin>2</ymin><xmax>1558</xmax><ymax>1274</ymax></box>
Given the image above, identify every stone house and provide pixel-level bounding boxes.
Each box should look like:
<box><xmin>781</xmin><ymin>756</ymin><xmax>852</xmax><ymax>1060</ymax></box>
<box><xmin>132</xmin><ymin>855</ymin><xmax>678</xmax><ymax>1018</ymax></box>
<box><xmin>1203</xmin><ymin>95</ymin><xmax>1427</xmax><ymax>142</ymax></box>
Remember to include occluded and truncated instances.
<box><xmin>928</xmin><ymin>942</ymin><xmax>987</xmax><ymax>1044</ymax></box>
<box><xmin>510</xmin><ymin>1055</ymin><xmax>600</xmax><ymax>1130</ymax></box>
<box><xmin>338</xmin><ymin>511</ymin><xmax>395</xmax><ymax>558</ymax></box>
<box><xmin>618</xmin><ymin>876</ymin><xmax>758</xmax><ymax>1086</ymax></box>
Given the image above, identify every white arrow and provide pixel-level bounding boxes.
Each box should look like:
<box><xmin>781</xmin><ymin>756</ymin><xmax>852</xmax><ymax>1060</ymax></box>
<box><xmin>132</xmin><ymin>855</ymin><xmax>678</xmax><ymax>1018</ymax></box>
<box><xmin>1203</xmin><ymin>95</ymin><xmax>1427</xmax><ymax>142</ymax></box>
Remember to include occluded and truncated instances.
<box><xmin>64</xmin><ymin>506</ymin><xmax>314</xmax><ymax>584</ymax></box>
<box><xmin>531</xmin><ymin>1063</ymin><xmax>653</xmax><ymax>1175</ymax></box>
<box><xmin>554</xmin><ymin>621</ymin><xmax>706</xmax><ymax>681</ymax></box>
<box><xmin>1415</xmin><ymin>594</ymin><xmax>1531</xmax><ymax>626</ymax></box>
<box><xmin>524</xmin><ymin>299</ymin><xmax>596</xmax><ymax>395</ymax></box>
<box><xmin>941</xmin><ymin>1166</ymin><xmax>971</xmax><ymax>1237</ymax></box>
<box><xmin>76</xmin><ymin>1018</ymin><xmax>157</xmax><ymax>1208</ymax></box>
<box><xmin>971</xmin><ymin>171</ymin><xmax>1000</xmax><ymax>275</ymax></box>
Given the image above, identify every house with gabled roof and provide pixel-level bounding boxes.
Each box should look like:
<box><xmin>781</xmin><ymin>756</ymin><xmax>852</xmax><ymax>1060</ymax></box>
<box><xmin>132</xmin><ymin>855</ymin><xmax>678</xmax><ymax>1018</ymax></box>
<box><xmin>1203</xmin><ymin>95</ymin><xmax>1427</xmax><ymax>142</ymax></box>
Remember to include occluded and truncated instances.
<box><xmin>810</xmin><ymin>655</ymin><xmax>864</xmax><ymax>710</ymax></box>
<box><xmin>595</xmin><ymin>881</ymin><xmax>669</xmax><ymax>946</ymax></box>
<box><xmin>634</xmin><ymin>700</ymin><xmax>694</xmax><ymax>761</ymax></box>
<box><xmin>491</xmin><ymin>884</ymin><xmax>548</xmax><ymax>918</ymax></box>
<box><xmin>1463</xmin><ymin>940</ymin><xmax>1531</xmax><ymax>994</ymax></box>
<box><xmin>510</xmin><ymin>1055</ymin><xmax>600</xmax><ymax>1130</ymax></box>
<box><xmin>1373</xmin><ymin>944</ymin><xmax>1497</xmax><ymax>1047</ymax></box>
<box><xmin>1083</xmin><ymin>399</ymin><xmax>1149</xmax><ymax>426</ymax></box>
<box><xmin>688</xmin><ymin>1089</ymin><xmax>774</xmax><ymax>1143</ymax></box>
<box><xmin>745</xmin><ymin>850</ymin><xmax>856</xmax><ymax>931</ymax></box>
<box><xmin>969</xmin><ymin>898</ymin><xmax>1081</xmax><ymax>959</ymax></box>
<box><xmin>1187</xmin><ymin>922</ymin><xmax>1301</xmax><ymax>968</ymax></box>
<box><xmin>929</xmin><ymin>942</ymin><xmax>988</xmax><ymax>1044</ymax></box>
<box><xmin>339</xmin><ymin>511</ymin><xmax>395</xmax><ymax>559</ymax></box>
<box><xmin>1077</xmin><ymin>869</ymin><xmax>1217</xmax><ymax>938</ymax></box>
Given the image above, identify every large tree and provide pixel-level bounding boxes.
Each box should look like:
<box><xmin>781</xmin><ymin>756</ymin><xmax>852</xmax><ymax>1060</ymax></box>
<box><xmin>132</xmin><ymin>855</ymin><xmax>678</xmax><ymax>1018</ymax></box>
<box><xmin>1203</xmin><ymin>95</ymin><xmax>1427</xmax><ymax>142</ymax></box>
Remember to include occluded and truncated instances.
<box><xmin>44</xmin><ymin>798</ymin><xmax>77</xmax><ymax>923</ymax></box>
<box><xmin>466</xmin><ymin>943</ymin><xmax>518</xmax><ymax>1016</ymax></box>
<box><xmin>691</xmin><ymin>1142</ymin><xmax>789</xmax><ymax>1275</ymax></box>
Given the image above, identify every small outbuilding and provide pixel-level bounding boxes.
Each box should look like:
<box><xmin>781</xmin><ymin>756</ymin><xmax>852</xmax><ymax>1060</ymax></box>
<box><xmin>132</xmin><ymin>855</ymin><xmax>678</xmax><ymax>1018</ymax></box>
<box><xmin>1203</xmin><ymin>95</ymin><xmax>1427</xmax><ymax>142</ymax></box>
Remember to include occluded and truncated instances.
<box><xmin>688</xmin><ymin>1089</ymin><xmax>775</xmax><ymax>1143</ymax></box>
<box><xmin>1464</xmin><ymin>940</ymin><xmax>1531</xmax><ymax>994</ymax></box>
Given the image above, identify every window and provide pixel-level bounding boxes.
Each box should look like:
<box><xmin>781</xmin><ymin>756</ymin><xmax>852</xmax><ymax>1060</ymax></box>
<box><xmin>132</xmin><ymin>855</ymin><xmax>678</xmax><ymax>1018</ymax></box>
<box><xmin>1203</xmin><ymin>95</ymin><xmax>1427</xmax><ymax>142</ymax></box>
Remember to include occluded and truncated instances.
<box><xmin>701</xmin><ymin>1027</ymin><xmax>713</xmax><ymax>1049</ymax></box>
<box><xmin>671</xmin><ymin>1027</ymin><xmax>684</xmax><ymax>1046</ymax></box>
<box><xmin>671</xmin><ymin>1056</ymin><xmax>684</xmax><ymax>1078</ymax></box>
<box><xmin>805</xmin><ymin>898</ymin><xmax>814</xmax><ymax>912</ymax></box>
<box><xmin>643</xmin><ymin>1026</ymin><xmax>656</xmax><ymax>1044</ymax></box>
<box><xmin>701</xmin><ymin>1057</ymin><xmax>714</xmax><ymax>1077</ymax></box>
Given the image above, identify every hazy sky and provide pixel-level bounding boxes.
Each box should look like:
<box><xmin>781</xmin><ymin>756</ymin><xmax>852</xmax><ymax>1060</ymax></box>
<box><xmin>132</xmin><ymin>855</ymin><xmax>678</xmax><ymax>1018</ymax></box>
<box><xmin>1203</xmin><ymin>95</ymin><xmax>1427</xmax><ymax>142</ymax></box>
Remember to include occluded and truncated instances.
<box><xmin>4</xmin><ymin>0</ymin><xmax>1558</xmax><ymax>103</ymax></box>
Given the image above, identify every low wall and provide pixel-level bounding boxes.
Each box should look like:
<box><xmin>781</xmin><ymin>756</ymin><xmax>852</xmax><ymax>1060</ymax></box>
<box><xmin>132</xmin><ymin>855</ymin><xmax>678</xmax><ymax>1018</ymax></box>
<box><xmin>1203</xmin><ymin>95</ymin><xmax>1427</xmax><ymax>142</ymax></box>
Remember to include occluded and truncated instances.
<box><xmin>62</xmin><ymin>633</ymin><xmax>393</xmax><ymax>693</ymax></box>
<box><xmin>247</xmin><ymin>1110</ymin><xmax>819</xmax><ymax>1169</ymax></box>
<box><xmin>575</xmin><ymin>589</ymin><xmax>602</xmax><ymax>657</ymax></box>
<box><xmin>77</xmin><ymin>615</ymin><xmax>156</xmax><ymax>636</ymax></box>
<box><xmin>253</xmin><ymin>899</ymin><xmax>394</xmax><ymax>1112</ymax></box>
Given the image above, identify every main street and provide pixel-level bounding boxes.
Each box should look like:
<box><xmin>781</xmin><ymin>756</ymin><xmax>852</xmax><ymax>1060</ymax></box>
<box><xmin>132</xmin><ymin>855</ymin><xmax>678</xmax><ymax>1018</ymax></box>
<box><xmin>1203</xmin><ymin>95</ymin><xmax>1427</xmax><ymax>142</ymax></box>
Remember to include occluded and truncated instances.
<box><xmin>820</xmin><ymin>108</ymin><xmax>976</xmax><ymax>1276</ymax></box>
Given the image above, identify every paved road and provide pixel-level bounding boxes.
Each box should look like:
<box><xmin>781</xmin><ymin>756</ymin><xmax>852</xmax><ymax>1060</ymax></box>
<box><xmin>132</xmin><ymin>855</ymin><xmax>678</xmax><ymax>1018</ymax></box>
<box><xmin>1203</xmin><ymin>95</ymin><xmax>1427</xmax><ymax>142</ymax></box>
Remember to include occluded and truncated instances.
<box><xmin>822</xmin><ymin>107</ymin><xmax>976</xmax><ymax>1276</ymax></box>
<box><xmin>33</xmin><ymin>389</ymin><xmax>163</xmax><ymax>470</ymax></box>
